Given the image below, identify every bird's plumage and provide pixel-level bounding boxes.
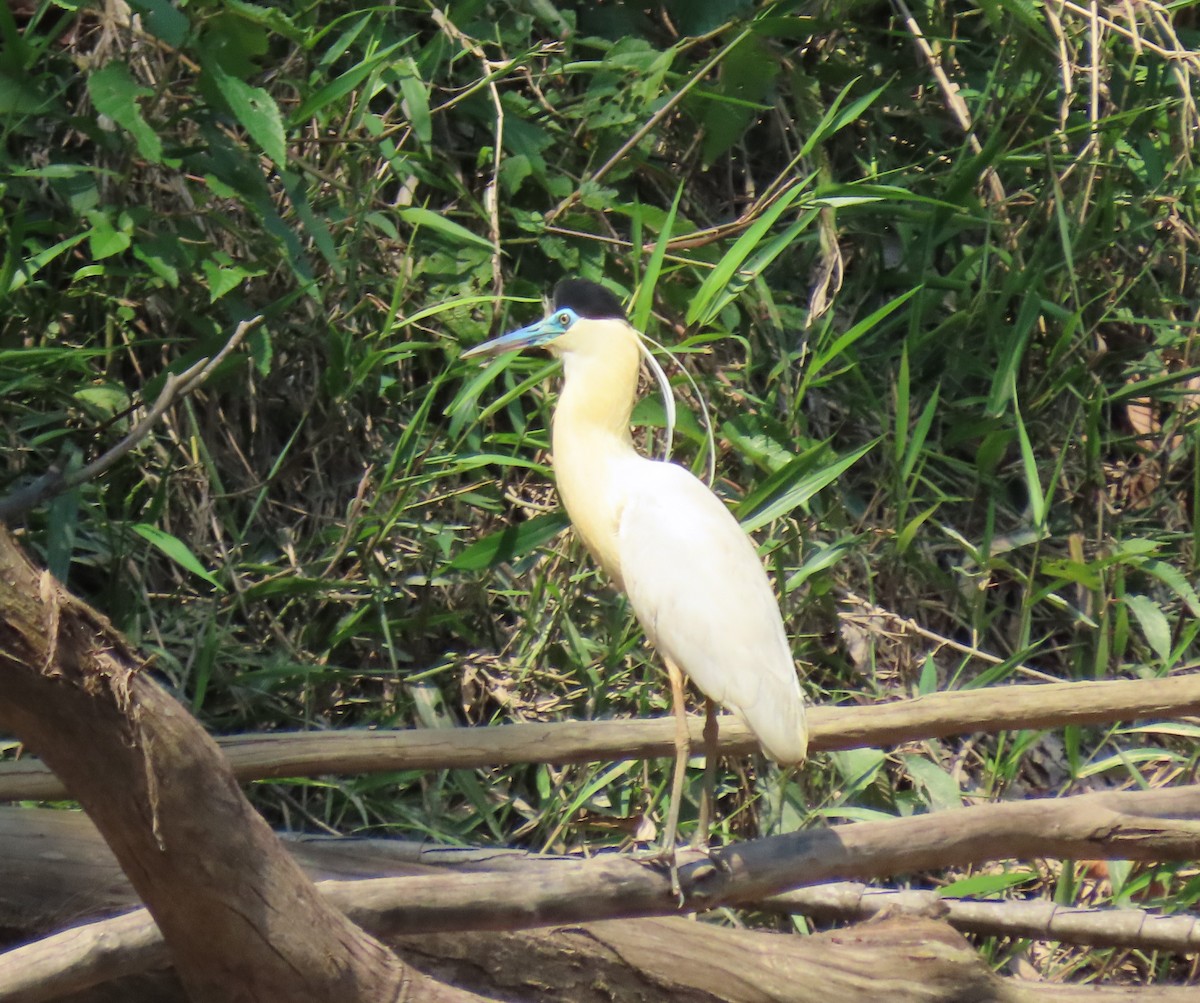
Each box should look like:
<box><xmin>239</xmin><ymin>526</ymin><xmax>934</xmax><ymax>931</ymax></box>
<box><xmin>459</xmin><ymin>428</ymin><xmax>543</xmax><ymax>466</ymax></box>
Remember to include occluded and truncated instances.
<box><xmin>465</xmin><ymin>279</ymin><xmax>808</xmax><ymax>765</ymax></box>
<box><xmin>616</xmin><ymin>460</ymin><xmax>807</xmax><ymax>763</ymax></box>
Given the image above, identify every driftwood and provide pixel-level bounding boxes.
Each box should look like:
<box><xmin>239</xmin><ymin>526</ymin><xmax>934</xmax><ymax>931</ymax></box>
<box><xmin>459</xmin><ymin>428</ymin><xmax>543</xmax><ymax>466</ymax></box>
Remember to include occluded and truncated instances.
<box><xmin>5</xmin><ymin>805</ymin><xmax>1200</xmax><ymax>954</ymax></box>
<box><xmin>3</xmin><ymin>672</ymin><xmax>1199</xmax><ymax>801</ymax></box>
<box><xmin>0</xmin><ymin>912</ymin><xmax>1125</xmax><ymax>1003</ymax></box>
<box><xmin>0</xmin><ymin>527</ymin><xmax>481</xmax><ymax>1003</ymax></box>
<box><xmin>3</xmin><ymin>807</ymin><xmax>1198</xmax><ymax>1003</ymax></box>
<box><xmin>5</xmin><ymin>776</ymin><xmax>1200</xmax><ymax>1002</ymax></box>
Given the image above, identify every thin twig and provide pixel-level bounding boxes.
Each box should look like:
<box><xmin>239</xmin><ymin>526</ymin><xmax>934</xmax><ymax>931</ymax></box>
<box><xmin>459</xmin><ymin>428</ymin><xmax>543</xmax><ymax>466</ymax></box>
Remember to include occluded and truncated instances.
<box><xmin>891</xmin><ymin>0</ymin><xmax>1008</xmax><ymax>212</ymax></box>
<box><xmin>429</xmin><ymin>8</ymin><xmax>505</xmax><ymax>300</ymax></box>
<box><xmin>1058</xmin><ymin>0</ymin><xmax>1200</xmax><ymax>65</ymax></box>
<box><xmin>546</xmin><ymin>27</ymin><xmax>754</xmax><ymax>224</ymax></box>
<box><xmin>0</xmin><ymin>317</ymin><xmax>260</xmax><ymax>522</ymax></box>
<box><xmin>839</xmin><ymin>591</ymin><xmax>1064</xmax><ymax>683</ymax></box>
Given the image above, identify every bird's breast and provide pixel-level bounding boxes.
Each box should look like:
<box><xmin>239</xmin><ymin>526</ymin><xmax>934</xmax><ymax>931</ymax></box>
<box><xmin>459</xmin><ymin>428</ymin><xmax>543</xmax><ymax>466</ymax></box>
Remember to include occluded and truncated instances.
<box><xmin>550</xmin><ymin>430</ymin><xmax>637</xmax><ymax>587</ymax></box>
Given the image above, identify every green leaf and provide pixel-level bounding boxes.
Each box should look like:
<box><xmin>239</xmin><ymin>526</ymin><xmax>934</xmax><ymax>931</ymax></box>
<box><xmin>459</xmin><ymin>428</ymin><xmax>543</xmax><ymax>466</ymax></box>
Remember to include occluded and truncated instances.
<box><xmin>686</xmin><ymin>181</ymin><xmax>810</xmax><ymax>327</ymax></box>
<box><xmin>1012</xmin><ymin>377</ymin><xmax>1046</xmax><ymax>527</ymax></box>
<box><xmin>241</xmin><ymin>576</ymin><xmax>339</xmax><ymax>600</ymax></box>
<box><xmin>896</xmin><ymin>503</ymin><xmax>940</xmax><ymax>555</ymax></box>
<box><xmin>1122</xmin><ymin>593</ymin><xmax>1172</xmax><ymax>663</ymax></box>
<box><xmin>783</xmin><ymin>537</ymin><xmax>857</xmax><ymax>590</ymax></box>
<box><xmin>739</xmin><ymin>439</ymin><xmax>877</xmax><ymax>533</ymax></box>
<box><xmin>400</xmin><ymin>207</ymin><xmax>494</xmax><ymax>253</ymax></box>
<box><xmin>939</xmin><ymin>870</ymin><xmax>1037</xmax><ymax>898</ymax></box>
<box><xmin>901</xmin><ymin>387</ymin><xmax>940</xmax><ymax>484</ymax></box>
<box><xmin>208</xmin><ymin>65</ymin><xmax>287</xmax><ymax>166</ymax></box>
<box><xmin>817</xmin><ymin>806</ymin><xmax>896</xmax><ymax>823</ymax></box>
<box><xmin>84</xmin><ymin>210</ymin><xmax>131</xmax><ymax>259</ymax></box>
<box><xmin>631</xmin><ymin>183</ymin><xmax>682</xmax><ymax>332</ymax></box>
<box><xmin>828</xmin><ymin>747</ymin><xmax>886</xmax><ymax>793</ymax></box>
<box><xmin>46</xmin><ymin>450</ymin><xmax>82</xmax><ymax>584</ymax></box>
<box><xmin>127</xmin><ymin>0</ymin><xmax>190</xmax><ymax>46</ymax></box>
<box><xmin>202</xmin><ymin>257</ymin><xmax>261</xmax><ymax>302</ymax></box>
<box><xmin>222</xmin><ymin>0</ymin><xmax>303</xmax><ymax>41</ymax></box>
<box><xmin>132</xmin><ymin>524</ymin><xmax>225</xmax><ymax>591</ymax></box>
<box><xmin>0</xmin><ymin>70</ymin><xmax>54</xmax><ymax>114</ymax></box>
<box><xmin>917</xmin><ymin>655</ymin><xmax>938</xmax><ymax>696</ymax></box>
<box><xmin>1139</xmin><ymin>559</ymin><xmax>1200</xmax><ymax>618</ymax></box>
<box><xmin>132</xmin><ymin>243</ymin><xmax>180</xmax><ymax>287</ymax></box>
<box><xmin>448</xmin><ymin>512</ymin><xmax>569</xmax><ymax>571</ymax></box>
<box><xmin>903</xmin><ymin>755</ymin><xmax>963</xmax><ymax>811</ymax></box>
<box><xmin>87</xmin><ymin>62</ymin><xmax>163</xmax><ymax>163</ymax></box>
<box><xmin>290</xmin><ymin>39</ymin><xmax>409</xmax><ymax>124</ymax></box>
<box><xmin>397</xmin><ymin>63</ymin><xmax>431</xmax><ymax>146</ymax></box>
<box><xmin>803</xmin><ymin>287</ymin><xmax>921</xmax><ymax>390</ymax></box>
<box><xmin>800</xmin><ymin>79</ymin><xmax>885</xmax><ymax>156</ymax></box>
<box><xmin>74</xmin><ymin>385</ymin><xmax>131</xmax><ymax>418</ymax></box>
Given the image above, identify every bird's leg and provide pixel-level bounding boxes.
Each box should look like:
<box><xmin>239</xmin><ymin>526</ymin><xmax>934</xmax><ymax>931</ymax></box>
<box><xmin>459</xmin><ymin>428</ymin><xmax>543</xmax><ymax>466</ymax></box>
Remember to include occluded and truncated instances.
<box><xmin>691</xmin><ymin>698</ymin><xmax>719</xmax><ymax>850</ymax></box>
<box><xmin>661</xmin><ymin>657</ymin><xmax>690</xmax><ymax>897</ymax></box>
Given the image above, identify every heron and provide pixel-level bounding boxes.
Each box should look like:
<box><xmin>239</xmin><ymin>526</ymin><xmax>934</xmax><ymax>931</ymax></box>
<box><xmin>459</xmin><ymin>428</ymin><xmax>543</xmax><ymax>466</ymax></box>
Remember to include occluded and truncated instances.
<box><xmin>463</xmin><ymin>278</ymin><xmax>807</xmax><ymax>879</ymax></box>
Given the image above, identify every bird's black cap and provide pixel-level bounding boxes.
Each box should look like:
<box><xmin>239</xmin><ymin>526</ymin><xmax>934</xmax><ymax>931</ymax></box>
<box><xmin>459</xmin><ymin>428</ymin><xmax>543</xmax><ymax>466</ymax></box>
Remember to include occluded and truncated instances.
<box><xmin>552</xmin><ymin>279</ymin><xmax>626</xmax><ymax>320</ymax></box>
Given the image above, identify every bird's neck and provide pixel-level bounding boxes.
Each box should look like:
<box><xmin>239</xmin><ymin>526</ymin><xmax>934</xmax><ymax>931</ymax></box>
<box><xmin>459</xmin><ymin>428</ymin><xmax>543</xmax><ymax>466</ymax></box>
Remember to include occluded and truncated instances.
<box><xmin>552</xmin><ymin>341</ymin><xmax>641</xmax><ymax>455</ymax></box>
<box><xmin>550</xmin><ymin>335</ymin><xmax>643</xmax><ymax>582</ymax></box>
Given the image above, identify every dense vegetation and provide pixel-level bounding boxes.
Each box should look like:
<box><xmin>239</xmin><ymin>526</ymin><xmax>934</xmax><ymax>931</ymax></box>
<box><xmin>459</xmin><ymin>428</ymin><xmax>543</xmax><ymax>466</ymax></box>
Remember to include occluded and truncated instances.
<box><xmin>3</xmin><ymin>0</ymin><xmax>1199</xmax><ymax>987</ymax></box>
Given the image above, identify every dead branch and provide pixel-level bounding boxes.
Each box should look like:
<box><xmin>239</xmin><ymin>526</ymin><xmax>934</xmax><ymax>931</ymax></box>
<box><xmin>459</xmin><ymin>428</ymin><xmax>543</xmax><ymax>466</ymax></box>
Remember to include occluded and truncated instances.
<box><xmin>12</xmin><ymin>916</ymin><xmax>1198</xmax><ymax>1003</ymax></box>
<box><xmin>4</xmin><ymin>670</ymin><xmax>1199</xmax><ymax>801</ymax></box>
<box><xmin>769</xmin><ymin>882</ymin><xmax>1200</xmax><ymax>954</ymax></box>
<box><xmin>891</xmin><ymin>0</ymin><xmax>1009</xmax><ymax>211</ymax></box>
<box><xmin>326</xmin><ymin>784</ymin><xmax>1200</xmax><ymax>934</ymax></box>
<box><xmin>5</xmin><ymin>783</ymin><xmax>1199</xmax><ymax>1000</ymax></box>
<box><xmin>8</xmin><ymin>805</ymin><xmax>1198</xmax><ymax>958</ymax></box>
<box><xmin>0</xmin><ymin>317</ymin><xmax>258</xmax><ymax>522</ymax></box>
<box><xmin>0</xmin><ymin>527</ymin><xmax>480</xmax><ymax>1003</ymax></box>
<box><xmin>395</xmin><ymin>918</ymin><xmax>1200</xmax><ymax>1003</ymax></box>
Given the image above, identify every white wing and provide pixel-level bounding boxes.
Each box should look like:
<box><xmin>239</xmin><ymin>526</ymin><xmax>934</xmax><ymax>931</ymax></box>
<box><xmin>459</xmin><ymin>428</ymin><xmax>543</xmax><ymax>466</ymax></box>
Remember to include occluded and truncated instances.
<box><xmin>615</xmin><ymin>458</ymin><xmax>808</xmax><ymax>764</ymax></box>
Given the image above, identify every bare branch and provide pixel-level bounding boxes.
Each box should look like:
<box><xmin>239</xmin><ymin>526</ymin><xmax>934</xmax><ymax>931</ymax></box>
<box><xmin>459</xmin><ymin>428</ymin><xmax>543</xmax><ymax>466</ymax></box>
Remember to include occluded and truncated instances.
<box><xmin>769</xmin><ymin>882</ymin><xmax>1200</xmax><ymax>954</ymax></box>
<box><xmin>4</xmin><ymin>670</ymin><xmax>1198</xmax><ymax>801</ymax></box>
<box><xmin>546</xmin><ymin>28</ymin><xmax>753</xmax><ymax>224</ymax></box>
<box><xmin>890</xmin><ymin>0</ymin><xmax>1009</xmax><ymax>211</ymax></box>
<box><xmin>5</xmin><ymin>783</ymin><xmax>1200</xmax><ymax>1000</ymax></box>
<box><xmin>0</xmin><ymin>317</ymin><xmax>259</xmax><ymax>522</ymax></box>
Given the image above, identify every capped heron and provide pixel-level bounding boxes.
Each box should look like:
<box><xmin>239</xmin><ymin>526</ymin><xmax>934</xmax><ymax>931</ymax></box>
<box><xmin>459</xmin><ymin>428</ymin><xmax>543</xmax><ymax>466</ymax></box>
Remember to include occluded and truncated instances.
<box><xmin>463</xmin><ymin>279</ymin><xmax>807</xmax><ymax>874</ymax></box>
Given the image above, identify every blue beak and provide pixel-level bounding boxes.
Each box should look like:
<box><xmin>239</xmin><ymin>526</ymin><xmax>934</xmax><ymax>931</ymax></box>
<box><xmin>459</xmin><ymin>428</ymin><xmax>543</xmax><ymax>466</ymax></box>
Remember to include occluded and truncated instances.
<box><xmin>461</xmin><ymin>310</ymin><xmax>575</xmax><ymax>359</ymax></box>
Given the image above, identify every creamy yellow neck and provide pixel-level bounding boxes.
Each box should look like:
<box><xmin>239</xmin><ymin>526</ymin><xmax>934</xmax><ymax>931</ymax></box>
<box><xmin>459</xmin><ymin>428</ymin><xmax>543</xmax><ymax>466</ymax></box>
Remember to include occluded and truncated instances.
<box><xmin>549</xmin><ymin>325</ymin><xmax>643</xmax><ymax>582</ymax></box>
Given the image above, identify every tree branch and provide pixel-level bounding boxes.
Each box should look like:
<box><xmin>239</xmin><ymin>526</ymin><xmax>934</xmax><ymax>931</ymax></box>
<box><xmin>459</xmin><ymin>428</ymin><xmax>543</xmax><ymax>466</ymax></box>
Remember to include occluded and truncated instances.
<box><xmin>769</xmin><ymin>882</ymin><xmax>1200</xmax><ymax>954</ymax></box>
<box><xmin>4</xmin><ymin>670</ymin><xmax>1199</xmax><ymax>801</ymax></box>
<box><xmin>5</xmin><ymin>784</ymin><xmax>1199</xmax><ymax>1000</ymax></box>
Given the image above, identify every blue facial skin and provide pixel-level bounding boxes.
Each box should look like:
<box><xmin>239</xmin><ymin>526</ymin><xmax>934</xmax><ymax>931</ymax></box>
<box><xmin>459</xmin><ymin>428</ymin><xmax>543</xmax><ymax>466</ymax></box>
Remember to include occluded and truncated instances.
<box><xmin>462</xmin><ymin>308</ymin><xmax>580</xmax><ymax>358</ymax></box>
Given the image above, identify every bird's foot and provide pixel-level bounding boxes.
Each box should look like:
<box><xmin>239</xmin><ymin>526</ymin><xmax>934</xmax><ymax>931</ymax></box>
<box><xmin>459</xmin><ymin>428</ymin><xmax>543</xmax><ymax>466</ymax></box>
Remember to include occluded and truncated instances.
<box><xmin>632</xmin><ymin>841</ymin><xmax>682</xmax><ymax>901</ymax></box>
<box><xmin>635</xmin><ymin>842</ymin><xmax>719</xmax><ymax>905</ymax></box>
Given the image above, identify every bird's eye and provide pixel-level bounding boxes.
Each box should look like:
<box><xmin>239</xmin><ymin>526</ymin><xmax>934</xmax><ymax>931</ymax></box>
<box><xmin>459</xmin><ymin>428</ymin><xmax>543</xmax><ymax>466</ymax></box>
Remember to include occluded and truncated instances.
<box><xmin>558</xmin><ymin>312</ymin><xmax>571</xmax><ymax>326</ymax></box>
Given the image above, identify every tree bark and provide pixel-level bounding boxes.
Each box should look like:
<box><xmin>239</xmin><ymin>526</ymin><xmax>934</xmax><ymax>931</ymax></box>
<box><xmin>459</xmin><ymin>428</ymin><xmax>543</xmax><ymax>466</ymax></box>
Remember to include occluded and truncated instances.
<box><xmin>0</xmin><ymin>527</ymin><xmax>478</xmax><ymax>1003</ymax></box>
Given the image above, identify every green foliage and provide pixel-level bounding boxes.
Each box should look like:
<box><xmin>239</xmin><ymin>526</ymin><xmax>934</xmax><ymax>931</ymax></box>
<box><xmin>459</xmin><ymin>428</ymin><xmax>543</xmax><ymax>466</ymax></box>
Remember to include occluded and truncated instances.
<box><xmin>3</xmin><ymin>0</ymin><xmax>1200</xmax><ymax>985</ymax></box>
